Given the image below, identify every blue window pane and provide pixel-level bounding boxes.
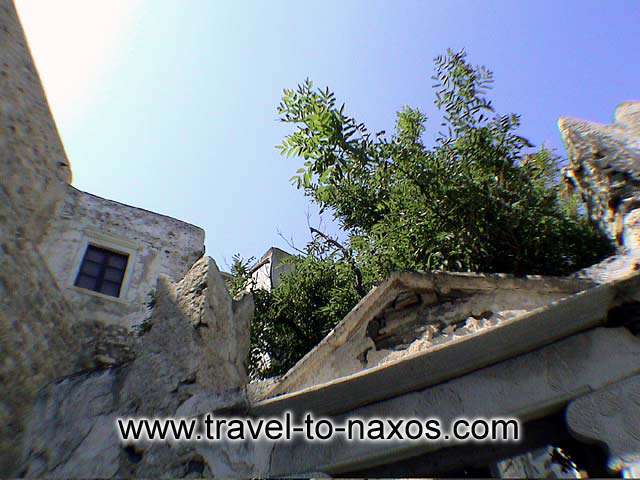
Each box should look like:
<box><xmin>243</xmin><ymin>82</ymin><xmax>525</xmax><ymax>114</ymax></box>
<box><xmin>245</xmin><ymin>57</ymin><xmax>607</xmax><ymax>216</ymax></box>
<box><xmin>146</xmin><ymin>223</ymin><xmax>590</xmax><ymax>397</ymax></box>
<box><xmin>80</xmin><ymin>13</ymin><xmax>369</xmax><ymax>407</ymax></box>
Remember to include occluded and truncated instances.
<box><xmin>100</xmin><ymin>281</ymin><xmax>120</xmax><ymax>297</ymax></box>
<box><xmin>74</xmin><ymin>245</ymin><xmax>129</xmax><ymax>297</ymax></box>
<box><xmin>80</xmin><ymin>260</ymin><xmax>101</xmax><ymax>277</ymax></box>
<box><xmin>107</xmin><ymin>255</ymin><xmax>127</xmax><ymax>270</ymax></box>
<box><xmin>104</xmin><ymin>267</ymin><xmax>123</xmax><ymax>283</ymax></box>
<box><xmin>76</xmin><ymin>274</ymin><xmax>96</xmax><ymax>290</ymax></box>
<box><xmin>85</xmin><ymin>247</ymin><xmax>105</xmax><ymax>263</ymax></box>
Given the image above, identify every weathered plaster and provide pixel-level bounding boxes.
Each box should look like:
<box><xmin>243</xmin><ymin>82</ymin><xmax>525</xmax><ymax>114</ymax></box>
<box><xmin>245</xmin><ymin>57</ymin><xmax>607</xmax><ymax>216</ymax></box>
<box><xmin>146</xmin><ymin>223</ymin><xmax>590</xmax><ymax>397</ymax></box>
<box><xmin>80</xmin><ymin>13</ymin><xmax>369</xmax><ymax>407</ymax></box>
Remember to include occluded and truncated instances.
<box><xmin>252</xmin><ymin>273</ymin><xmax>637</xmax><ymax>415</ymax></box>
<box><xmin>266</xmin><ymin>327</ymin><xmax>640</xmax><ymax>476</ymax></box>
<box><xmin>249</xmin><ymin>247</ymin><xmax>294</xmax><ymax>291</ymax></box>
<box><xmin>260</xmin><ymin>272</ymin><xmax>591</xmax><ymax>399</ymax></box>
<box><xmin>567</xmin><ymin>374</ymin><xmax>640</xmax><ymax>476</ymax></box>
<box><xmin>40</xmin><ymin>185</ymin><xmax>205</xmax><ymax>328</ymax></box>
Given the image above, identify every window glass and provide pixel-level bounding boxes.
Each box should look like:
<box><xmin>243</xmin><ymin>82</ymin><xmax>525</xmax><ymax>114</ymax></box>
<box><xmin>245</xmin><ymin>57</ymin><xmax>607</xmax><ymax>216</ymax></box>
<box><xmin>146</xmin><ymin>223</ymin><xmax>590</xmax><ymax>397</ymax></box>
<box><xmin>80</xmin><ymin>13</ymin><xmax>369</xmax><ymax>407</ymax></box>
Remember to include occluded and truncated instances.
<box><xmin>108</xmin><ymin>255</ymin><xmax>127</xmax><ymax>269</ymax></box>
<box><xmin>100</xmin><ymin>281</ymin><xmax>120</xmax><ymax>297</ymax></box>
<box><xmin>74</xmin><ymin>245</ymin><xmax>129</xmax><ymax>297</ymax></box>
<box><xmin>76</xmin><ymin>274</ymin><xmax>97</xmax><ymax>290</ymax></box>
<box><xmin>80</xmin><ymin>261</ymin><xmax>101</xmax><ymax>277</ymax></box>
<box><xmin>85</xmin><ymin>248</ymin><xmax>106</xmax><ymax>263</ymax></box>
<box><xmin>104</xmin><ymin>267</ymin><xmax>124</xmax><ymax>283</ymax></box>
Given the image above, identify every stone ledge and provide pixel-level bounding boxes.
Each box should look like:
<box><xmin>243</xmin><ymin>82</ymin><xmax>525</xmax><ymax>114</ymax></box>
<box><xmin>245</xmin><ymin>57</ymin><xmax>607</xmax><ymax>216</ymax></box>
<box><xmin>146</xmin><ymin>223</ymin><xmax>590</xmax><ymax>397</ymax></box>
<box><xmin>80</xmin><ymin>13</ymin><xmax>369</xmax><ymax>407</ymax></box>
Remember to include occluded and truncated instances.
<box><xmin>267</xmin><ymin>327</ymin><xmax>640</xmax><ymax>476</ymax></box>
<box><xmin>253</xmin><ymin>272</ymin><xmax>638</xmax><ymax>416</ymax></box>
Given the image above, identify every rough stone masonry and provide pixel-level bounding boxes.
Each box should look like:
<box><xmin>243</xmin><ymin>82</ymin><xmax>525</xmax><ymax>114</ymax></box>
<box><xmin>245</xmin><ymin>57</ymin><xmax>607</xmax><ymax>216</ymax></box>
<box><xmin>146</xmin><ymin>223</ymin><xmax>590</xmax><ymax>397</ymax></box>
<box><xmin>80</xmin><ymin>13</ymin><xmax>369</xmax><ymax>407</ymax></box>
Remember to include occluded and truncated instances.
<box><xmin>2</xmin><ymin>0</ymin><xmax>640</xmax><ymax>474</ymax></box>
<box><xmin>0</xmin><ymin>0</ymin><xmax>80</xmax><ymax>472</ymax></box>
<box><xmin>560</xmin><ymin>102</ymin><xmax>640</xmax><ymax>252</ymax></box>
<box><xmin>19</xmin><ymin>257</ymin><xmax>256</xmax><ymax>478</ymax></box>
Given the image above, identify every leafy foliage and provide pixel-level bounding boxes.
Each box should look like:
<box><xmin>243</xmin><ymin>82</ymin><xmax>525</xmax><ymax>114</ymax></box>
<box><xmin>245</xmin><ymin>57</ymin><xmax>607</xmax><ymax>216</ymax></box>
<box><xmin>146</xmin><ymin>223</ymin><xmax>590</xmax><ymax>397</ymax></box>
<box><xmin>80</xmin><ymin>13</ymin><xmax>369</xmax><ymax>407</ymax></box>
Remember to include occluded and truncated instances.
<box><xmin>235</xmin><ymin>49</ymin><xmax>613</xmax><ymax>379</ymax></box>
<box><xmin>227</xmin><ymin>254</ymin><xmax>256</xmax><ymax>296</ymax></box>
<box><xmin>227</xmin><ymin>254</ymin><xmax>360</xmax><ymax>379</ymax></box>
<box><xmin>277</xmin><ymin>49</ymin><xmax>612</xmax><ymax>278</ymax></box>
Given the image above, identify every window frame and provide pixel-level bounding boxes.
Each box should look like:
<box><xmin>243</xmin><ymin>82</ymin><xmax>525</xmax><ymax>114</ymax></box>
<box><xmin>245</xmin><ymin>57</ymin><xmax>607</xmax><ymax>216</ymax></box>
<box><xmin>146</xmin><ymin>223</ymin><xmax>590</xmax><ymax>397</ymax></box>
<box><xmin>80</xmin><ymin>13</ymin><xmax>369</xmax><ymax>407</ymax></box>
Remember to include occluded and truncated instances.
<box><xmin>74</xmin><ymin>245</ymin><xmax>129</xmax><ymax>297</ymax></box>
<box><xmin>68</xmin><ymin>228</ymin><xmax>139</xmax><ymax>302</ymax></box>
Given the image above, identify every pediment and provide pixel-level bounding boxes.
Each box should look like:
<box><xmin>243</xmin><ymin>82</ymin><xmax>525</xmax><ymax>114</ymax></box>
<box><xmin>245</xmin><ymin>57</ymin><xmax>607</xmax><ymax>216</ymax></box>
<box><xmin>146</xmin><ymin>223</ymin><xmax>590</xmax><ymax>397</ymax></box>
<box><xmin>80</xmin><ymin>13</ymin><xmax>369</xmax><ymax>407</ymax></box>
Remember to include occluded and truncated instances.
<box><xmin>263</xmin><ymin>271</ymin><xmax>591</xmax><ymax>398</ymax></box>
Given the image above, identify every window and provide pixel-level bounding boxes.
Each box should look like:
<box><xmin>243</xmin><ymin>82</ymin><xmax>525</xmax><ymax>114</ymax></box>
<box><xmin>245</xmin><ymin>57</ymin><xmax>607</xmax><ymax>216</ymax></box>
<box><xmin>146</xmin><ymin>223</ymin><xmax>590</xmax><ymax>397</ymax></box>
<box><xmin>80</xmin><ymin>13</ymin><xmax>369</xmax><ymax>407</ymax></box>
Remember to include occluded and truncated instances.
<box><xmin>74</xmin><ymin>245</ymin><xmax>129</xmax><ymax>297</ymax></box>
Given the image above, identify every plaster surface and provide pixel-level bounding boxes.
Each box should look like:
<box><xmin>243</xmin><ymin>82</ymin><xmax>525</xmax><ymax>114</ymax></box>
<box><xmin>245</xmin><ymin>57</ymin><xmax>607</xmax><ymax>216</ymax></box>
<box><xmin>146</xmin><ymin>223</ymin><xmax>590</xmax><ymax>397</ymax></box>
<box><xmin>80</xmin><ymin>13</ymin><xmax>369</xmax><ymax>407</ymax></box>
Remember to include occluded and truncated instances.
<box><xmin>40</xmin><ymin>185</ymin><xmax>205</xmax><ymax>328</ymax></box>
<box><xmin>260</xmin><ymin>272</ymin><xmax>592</xmax><ymax>399</ymax></box>
<box><xmin>267</xmin><ymin>327</ymin><xmax>640</xmax><ymax>476</ymax></box>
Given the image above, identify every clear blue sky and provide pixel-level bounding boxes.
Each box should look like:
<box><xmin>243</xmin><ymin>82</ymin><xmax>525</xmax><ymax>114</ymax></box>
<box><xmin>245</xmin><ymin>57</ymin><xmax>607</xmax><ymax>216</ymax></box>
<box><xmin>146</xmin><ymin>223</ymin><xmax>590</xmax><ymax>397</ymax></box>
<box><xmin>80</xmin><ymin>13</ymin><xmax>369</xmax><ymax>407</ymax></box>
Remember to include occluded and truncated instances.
<box><xmin>18</xmin><ymin>0</ymin><xmax>639</xmax><ymax>268</ymax></box>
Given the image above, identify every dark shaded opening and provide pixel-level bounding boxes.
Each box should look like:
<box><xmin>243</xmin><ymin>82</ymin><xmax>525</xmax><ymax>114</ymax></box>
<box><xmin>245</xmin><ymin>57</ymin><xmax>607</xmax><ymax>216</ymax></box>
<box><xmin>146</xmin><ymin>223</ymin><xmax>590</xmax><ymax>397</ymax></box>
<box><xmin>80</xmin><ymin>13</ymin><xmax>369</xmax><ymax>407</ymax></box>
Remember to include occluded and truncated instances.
<box><xmin>74</xmin><ymin>244</ymin><xmax>129</xmax><ymax>297</ymax></box>
<box><xmin>123</xmin><ymin>445</ymin><xmax>143</xmax><ymax>464</ymax></box>
<box><xmin>185</xmin><ymin>458</ymin><xmax>205</xmax><ymax>476</ymax></box>
<box><xmin>607</xmin><ymin>301</ymin><xmax>640</xmax><ymax>336</ymax></box>
<box><xmin>338</xmin><ymin>410</ymin><xmax>614</xmax><ymax>478</ymax></box>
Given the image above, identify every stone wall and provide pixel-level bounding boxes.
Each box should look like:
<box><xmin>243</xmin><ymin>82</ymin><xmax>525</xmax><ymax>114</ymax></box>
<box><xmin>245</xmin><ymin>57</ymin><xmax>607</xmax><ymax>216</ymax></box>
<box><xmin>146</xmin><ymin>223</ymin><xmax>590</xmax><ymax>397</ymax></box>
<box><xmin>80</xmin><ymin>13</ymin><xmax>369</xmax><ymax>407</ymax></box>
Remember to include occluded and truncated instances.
<box><xmin>250</xmin><ymin>247</ymin><xmax>294</xmax><ymax>291</ymax></box>
<box><xmin>560</xmin><ymin>102</ymin><xmax>640</xmax><ymax>252</ymax></box>
<box><xmin>19</xmin><ymin>256</ymin><xmax>257</xmax><ymax>478</ymax></box>
<box><xmin>40</xmin><ymin>185</ymin><xmax>205</xmax><ymax>328</ymax></box>
<box><xmin>0</xmin><ymin>1</ymin><xmax>71</xmax><ymax>243</ymax></box>
<box><xmin>0</xmin><ymin>0</ymin><xmax>80</xmax><ymax>473</ymax></box>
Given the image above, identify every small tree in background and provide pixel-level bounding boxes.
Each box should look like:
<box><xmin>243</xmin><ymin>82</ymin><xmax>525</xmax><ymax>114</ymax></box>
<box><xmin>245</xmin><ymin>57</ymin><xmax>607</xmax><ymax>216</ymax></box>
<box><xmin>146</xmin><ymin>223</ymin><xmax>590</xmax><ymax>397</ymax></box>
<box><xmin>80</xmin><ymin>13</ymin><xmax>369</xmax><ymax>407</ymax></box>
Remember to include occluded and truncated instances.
<box><xmin>232</xmin><ymin>49</ymin><xmax>613</xmax><ymax>379</ymax></box>
<box><xmin>228</xmin><ymin>253</ymin><xmax>360</xmax><ymax>379</ymax></box>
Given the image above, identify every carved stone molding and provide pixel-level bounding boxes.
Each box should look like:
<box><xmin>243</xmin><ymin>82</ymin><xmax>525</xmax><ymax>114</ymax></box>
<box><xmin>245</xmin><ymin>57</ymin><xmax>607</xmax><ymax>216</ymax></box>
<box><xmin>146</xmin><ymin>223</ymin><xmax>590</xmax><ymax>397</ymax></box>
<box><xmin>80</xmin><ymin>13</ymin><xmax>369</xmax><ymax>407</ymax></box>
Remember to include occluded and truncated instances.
<box><xmin>566</xmin><ymin>374</ymin><xmax>640</xmax><ymax>476</ymax></box>
<box><xmin>559</xmin><ymin>102</ymin><xmax>640</xmax><ymax>250</ymax></box>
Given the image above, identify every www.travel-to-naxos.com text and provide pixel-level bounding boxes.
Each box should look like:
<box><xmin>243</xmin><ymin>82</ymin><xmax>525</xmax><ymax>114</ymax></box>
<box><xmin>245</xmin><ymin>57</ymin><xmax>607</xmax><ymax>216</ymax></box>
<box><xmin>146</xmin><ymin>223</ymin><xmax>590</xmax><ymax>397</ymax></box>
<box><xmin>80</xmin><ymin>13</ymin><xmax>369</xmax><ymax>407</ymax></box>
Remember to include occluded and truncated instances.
<box><xmin>117</xmin><ymin>413</ymin><xmax>520</xmax><ymax>444</ymax></box>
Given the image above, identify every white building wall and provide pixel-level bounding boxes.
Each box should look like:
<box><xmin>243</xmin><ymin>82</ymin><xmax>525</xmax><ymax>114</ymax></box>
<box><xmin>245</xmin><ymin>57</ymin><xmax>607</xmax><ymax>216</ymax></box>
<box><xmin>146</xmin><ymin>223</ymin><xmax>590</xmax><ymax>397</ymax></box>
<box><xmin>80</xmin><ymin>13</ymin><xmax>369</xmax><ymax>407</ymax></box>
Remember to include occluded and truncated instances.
<box><xmin>40</xmin><ymin>186</ymin><xmax>205</xmax><ymax>328</ymax></box>
<box><xmin>250</xmin><ymin>247</ymin><xmax>294</xmax><ymax>291</ymax></box>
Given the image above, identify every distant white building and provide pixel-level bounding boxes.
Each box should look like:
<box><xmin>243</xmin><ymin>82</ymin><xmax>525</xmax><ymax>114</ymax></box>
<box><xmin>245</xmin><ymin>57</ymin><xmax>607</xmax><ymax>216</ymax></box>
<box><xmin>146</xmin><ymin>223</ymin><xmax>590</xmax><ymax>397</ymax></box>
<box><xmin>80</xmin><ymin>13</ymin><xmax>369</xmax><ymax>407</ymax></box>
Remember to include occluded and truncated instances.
<box><xmin>249</xmin><ymin>247</ymin><xmax>295</xmax><ymax>291</ymax></box>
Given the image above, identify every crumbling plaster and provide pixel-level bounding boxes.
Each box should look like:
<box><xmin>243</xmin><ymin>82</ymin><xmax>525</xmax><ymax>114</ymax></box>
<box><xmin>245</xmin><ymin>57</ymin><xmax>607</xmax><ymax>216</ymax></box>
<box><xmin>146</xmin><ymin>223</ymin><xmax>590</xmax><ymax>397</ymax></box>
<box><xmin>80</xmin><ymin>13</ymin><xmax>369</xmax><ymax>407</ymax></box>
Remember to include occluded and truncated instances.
<box><xmin>560</xmin><ymin>102</ymin><xmax>640</xmax><ymax>251</ymax></box>
<box><xmin>260</xmin><ymin>272</ymin><xmax>590</xmax><ymax>399</ymax></box>
<box><xmin>40</xmin><ymin>185</ymin><xmax>205</xmax><ymax>328</ymax></box>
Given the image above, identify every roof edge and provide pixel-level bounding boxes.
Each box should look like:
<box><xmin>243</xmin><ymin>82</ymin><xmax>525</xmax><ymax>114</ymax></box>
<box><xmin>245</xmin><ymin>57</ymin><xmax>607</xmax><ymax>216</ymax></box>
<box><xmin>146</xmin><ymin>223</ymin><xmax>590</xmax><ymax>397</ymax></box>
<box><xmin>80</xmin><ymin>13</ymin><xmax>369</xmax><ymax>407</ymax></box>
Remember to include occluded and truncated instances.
<box><xmin>68</xmin><ymin>185</ymin><xmax>205</xmax><ymax>235</ymax></box>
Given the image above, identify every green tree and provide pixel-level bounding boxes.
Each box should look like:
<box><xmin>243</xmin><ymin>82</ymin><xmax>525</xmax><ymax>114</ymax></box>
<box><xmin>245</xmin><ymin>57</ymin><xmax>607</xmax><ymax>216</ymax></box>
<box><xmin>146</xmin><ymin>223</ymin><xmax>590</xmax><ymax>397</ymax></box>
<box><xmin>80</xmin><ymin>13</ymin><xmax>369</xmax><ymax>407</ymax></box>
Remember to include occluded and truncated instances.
<box><xmin>278</xmin><ymin>49</ymin><xmax>612</xmax><ymax>279</ymax></box>
<box><xmin>228</xmin><ymin>253</ymin><xmax>360</xmax><ymax>379</ymax></box>
<box><xmin>237</xmin><ymin>49</ymin><xmax>612</xmax><ymax>379</ymax></box>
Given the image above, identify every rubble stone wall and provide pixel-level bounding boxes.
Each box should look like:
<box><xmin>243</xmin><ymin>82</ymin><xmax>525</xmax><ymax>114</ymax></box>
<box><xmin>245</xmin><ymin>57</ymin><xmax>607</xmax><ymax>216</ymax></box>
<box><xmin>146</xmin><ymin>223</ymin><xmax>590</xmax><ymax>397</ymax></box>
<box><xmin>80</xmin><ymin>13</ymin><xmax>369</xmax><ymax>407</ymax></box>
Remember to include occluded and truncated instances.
<box><xmin>560</xmin><ymin>102</ymin><xmax>640</xmax><ymax>251</ymax></box>
<box><xmin>0</xmin><ymin>0</ymin><xmax>80</xmax><ymax>473</ymax></box>
<box><xmin>40</xmin><ymin>185</ymin><xmax>205</xmax><ymax>328</ymax></box>
<box><xmin>19</xmin><ymin>256</ymin><xmax>257</xmax><ymax>478</ymax></box>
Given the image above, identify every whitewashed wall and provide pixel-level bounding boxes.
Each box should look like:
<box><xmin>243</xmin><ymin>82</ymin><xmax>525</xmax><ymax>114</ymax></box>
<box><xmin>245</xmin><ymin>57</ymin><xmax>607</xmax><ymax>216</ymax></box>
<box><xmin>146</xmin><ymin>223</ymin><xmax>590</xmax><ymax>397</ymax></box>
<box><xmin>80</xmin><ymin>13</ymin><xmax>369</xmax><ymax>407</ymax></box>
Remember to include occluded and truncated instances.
<box><xmin>250</xmin><ymin>247</ymin><xmax>294</xmax><ymax>291</ymax></box>
<box><xmin>40</xmin><ymin>186</ymin><xmax>205</xmax><ymax>328</ymax></box>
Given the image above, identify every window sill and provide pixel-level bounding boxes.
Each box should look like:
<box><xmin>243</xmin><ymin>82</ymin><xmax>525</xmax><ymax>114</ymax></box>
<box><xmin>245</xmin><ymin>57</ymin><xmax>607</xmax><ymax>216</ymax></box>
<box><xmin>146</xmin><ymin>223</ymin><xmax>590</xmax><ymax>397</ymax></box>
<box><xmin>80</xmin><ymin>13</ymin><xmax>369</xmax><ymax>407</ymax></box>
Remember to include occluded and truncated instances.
<box><xmin>69</xmin><ymin>285</ymin><xmax>129</xmax><ymax>305</ymax></box>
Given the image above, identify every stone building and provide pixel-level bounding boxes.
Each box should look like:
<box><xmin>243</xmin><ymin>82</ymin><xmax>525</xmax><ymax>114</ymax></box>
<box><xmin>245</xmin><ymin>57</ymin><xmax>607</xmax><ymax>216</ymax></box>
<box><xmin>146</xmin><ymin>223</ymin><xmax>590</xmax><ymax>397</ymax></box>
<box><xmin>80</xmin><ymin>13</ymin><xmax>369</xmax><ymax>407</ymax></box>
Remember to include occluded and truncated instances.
<box><xmin>2</xmin><ymin>0</ymin><xmax>640</xmax><ymax>477</ymax></box>
<box><xmin>0</xmin><ymin>0</ymin><xmax>205</xmax><ymax>470</ymax></box>
<box><xmin>249</xmin><ymin>246</ymin><xmax>294</xmax><ymax>291</ymax></box>
<box><xmin>40</xmin><ymin>185</ymin><xmax>204</xmax><ymax>328</ymax></box>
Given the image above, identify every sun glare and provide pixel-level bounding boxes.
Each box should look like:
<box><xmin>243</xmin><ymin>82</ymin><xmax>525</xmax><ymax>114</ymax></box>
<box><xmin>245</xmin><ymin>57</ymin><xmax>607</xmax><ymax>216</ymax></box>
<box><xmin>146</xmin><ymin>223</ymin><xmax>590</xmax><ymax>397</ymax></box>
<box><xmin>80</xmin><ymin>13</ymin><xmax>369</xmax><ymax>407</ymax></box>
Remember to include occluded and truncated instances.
<box><xmin>14</xmin><ymin>0</ymin><xmax>142</xmax><ymax>127</ymax></box>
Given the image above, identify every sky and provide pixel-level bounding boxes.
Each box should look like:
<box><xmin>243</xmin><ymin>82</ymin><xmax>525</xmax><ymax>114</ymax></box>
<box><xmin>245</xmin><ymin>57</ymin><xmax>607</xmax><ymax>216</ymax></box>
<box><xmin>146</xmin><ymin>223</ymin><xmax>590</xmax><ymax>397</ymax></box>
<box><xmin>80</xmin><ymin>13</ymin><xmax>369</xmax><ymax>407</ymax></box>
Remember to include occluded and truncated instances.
<box><xmin>16</xmin><ymin>0</ymin><xmax>640</xmax><ymax>268</ymax></box>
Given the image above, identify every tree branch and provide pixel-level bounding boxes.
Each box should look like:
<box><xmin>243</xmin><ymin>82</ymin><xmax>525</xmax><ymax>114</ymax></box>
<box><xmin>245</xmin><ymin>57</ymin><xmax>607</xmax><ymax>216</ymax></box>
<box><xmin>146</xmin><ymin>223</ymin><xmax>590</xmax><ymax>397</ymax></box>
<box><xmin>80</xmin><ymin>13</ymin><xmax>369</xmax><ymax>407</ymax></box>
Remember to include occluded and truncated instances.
<box><xmin>276</xmin><ymin>227</ymin><xmax>307</xmax><ymax>256</ymax></box>
<box><xmin>309</xmin><ymin>227</ymin><xmax>367</xmax><ymax>297</ymax></box>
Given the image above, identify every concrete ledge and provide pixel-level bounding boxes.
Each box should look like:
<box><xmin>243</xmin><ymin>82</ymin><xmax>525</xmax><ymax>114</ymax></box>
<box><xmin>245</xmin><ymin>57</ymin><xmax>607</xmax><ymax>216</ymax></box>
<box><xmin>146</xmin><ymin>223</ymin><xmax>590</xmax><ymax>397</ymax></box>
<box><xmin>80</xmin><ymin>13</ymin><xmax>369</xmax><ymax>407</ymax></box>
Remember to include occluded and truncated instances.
<box><xmin>264</xmin><ymin>271</ymin><xmax>593</xmax><ymax>399</ymax></box>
